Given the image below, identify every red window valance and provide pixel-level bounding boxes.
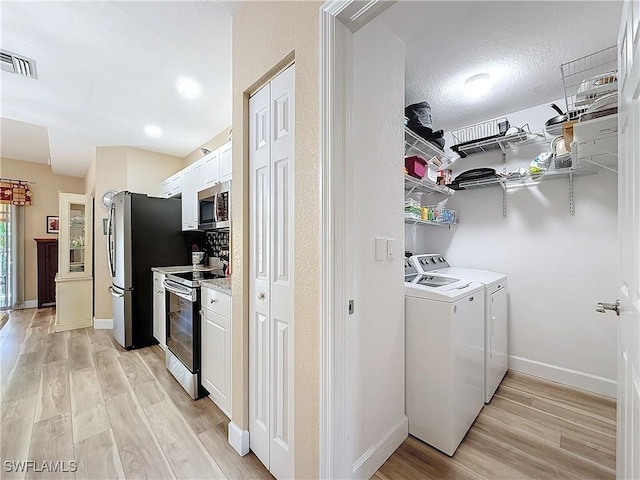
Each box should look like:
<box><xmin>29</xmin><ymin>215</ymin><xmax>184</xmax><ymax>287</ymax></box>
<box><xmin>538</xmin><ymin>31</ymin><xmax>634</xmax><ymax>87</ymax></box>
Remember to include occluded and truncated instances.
<box><xmin>0</xmin><ymin>181</ymin><xmax>32</xmax><ymax>206</ymax></box>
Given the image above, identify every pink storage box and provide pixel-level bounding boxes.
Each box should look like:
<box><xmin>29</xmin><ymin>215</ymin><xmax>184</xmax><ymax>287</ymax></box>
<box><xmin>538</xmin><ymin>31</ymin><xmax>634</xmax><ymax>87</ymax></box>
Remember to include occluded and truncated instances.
<box><xmin>405</xmin><ymin>156</ymin><xmax>427</xmax><ymax>179</ymax></box>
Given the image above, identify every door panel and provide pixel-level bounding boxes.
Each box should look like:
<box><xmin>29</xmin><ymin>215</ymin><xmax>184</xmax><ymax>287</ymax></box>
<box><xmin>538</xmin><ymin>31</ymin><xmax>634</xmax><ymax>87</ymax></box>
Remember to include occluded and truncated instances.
<box><xmin>249</xmin><ymin>64</ymin><xmax>295</xmax><ymax>479</ymax></box>
<box><xmin>268</xmin><ymin>64</ymin><xmax>295</xmax><ymax>480</ymax></box>
<box><xmin>111</xmin><ymin>285</ymin><xmax>131</xmax><ymax>348</ymax></box>
<box><xmin>617</xmin><ymin>2</ymin><xmax>640</xmax><ymax>478</ymax></box>
<box><xmin>250</xmin><ymin>82</ymin><xmax>272</xmax><ymax>469</ymax></box>
<box><xmin>203</xmin><ymin>309</ymin><xmax>230</xmax><ymax>412</ymax></box>
<box><xmin>487</xmin><ymin>287</ymin><xmax>508</xmax><ymax>402</ymax></box>
<box><xmin>220</xmin><ymin>141</ymin><xmax>233</xmax><ymax>182</ymax></box>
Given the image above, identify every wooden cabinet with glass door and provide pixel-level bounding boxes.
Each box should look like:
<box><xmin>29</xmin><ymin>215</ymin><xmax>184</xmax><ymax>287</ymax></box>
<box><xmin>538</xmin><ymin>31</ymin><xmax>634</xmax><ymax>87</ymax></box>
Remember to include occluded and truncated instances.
<box><xmin>55</xmin><ymin>192</ymin><xmax>93</xmax><ymax>332</ymax></box>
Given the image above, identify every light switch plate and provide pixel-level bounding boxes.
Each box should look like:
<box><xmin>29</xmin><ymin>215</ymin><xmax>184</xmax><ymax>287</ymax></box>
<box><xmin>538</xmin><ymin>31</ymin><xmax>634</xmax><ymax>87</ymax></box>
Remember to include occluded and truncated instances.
<box><xmin>375</xmin><ymin>237</ymin><xmax>385</xmax><ymax>261</ymax></box>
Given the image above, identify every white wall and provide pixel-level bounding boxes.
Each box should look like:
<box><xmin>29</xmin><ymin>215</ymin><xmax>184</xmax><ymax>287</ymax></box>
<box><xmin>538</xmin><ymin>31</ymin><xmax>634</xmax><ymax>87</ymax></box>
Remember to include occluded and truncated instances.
<box><xmin>407</xmin><ymin>101</ymin><xmax>618</xmax><ymax>396</ymax></box>
<box><xmin>348</xmin><ymin>17</ymin><xmax>408</xmax><ymax>479</ymax></box>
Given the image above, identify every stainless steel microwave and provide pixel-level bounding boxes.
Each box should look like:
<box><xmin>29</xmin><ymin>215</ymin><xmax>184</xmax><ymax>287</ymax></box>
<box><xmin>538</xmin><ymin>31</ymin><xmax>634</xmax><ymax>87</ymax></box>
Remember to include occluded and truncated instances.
<box><xmin>198</xmin><ymin>181</ymin><xmax>230</xmax><ymax>230</ymax></box>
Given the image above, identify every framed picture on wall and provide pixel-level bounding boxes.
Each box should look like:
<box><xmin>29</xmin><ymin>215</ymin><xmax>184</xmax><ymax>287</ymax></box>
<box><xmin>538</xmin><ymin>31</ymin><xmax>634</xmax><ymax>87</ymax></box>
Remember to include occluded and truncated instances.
<box><xmin>46</xmin><ymin>215</ymin><xmax>59</xmax><ymax>234</ymax></box>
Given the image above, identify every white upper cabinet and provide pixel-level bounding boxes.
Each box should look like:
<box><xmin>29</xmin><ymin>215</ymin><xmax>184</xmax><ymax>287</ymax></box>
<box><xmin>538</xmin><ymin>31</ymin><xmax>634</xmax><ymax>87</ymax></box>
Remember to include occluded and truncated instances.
<box><xmin>159</xmin><ymin>137</ymin><xmax>232</xmax><ymax>231</ymax></box>
<box><xmin>160</xmin><ymin>171</ymin><xmax>182</xmax><ymax>198</ymax></box>
<box><xmin>204</xmin><ymin>150</ymin><xmax>220</xmax><ymax>186</ymax></box>
<box><xmin>193</xmin><ymin>156</ymin><xmax>207</xmax><ymax>193</ymax></box>
<box><xmin>219</xmin><ymin>141</ymin><xmax>232</xmax><ymax>183</ymax></box>
<box><xmin>181</xmin><ymin>164</ymin><xmax>198</xmax><ymax>230</ymax></box>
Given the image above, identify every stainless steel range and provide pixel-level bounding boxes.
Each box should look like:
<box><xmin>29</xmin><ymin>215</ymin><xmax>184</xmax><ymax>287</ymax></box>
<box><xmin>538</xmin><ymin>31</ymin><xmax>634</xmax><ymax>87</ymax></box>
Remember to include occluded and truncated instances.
<box><xmin>163</xmin><ymin>269</ymin><xmax>225</xmax><ymax>399</ymax></box>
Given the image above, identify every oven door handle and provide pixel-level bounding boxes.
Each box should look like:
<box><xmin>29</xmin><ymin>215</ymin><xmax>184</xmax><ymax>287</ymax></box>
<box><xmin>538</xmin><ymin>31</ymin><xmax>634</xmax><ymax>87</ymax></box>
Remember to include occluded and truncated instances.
<box><xmin>163</xmin><ymin>279</ymin><xmax>195</xmax><ymax>302</ymax></box>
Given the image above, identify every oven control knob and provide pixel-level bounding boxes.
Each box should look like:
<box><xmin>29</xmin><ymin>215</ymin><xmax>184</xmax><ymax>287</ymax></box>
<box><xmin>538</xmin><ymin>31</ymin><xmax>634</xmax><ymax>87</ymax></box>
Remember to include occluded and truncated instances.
<box><xmin>258</xmin><ymin>292</ymin><xmax>266</xmax><ymax>300</ymax></box>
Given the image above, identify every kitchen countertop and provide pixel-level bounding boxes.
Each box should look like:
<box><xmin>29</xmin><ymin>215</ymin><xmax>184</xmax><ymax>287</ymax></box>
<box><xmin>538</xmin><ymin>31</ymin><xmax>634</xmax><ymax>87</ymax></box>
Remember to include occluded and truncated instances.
<box><xmin>200</xmin><ymin>277</ymin><xmax>232</xmax><ymax>295</ymax></box>
<box><xmin>151</xmin><ymin>265</ymin><xmax>213</xmax><ymax>274</ymax></box>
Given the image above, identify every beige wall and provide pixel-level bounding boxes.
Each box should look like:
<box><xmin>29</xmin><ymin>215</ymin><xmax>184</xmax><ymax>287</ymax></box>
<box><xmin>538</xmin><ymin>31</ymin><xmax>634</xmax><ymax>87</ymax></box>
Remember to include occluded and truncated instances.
<box><xmin>89</xmin><ymin>147</ymin><xmax>183</xmax><ymax>320</ymax></box>
<box><xmin>127</xmin><ymin>148</ymin><xmax>184</xmax><ymax>196</ymax></box>
<box><xmin>183</xmin><ymin>126</ymin><xmax>233</xmax><ymax>167</ymax></box>
<box><xmin>1</xmin><ymin>158</ymin><xmax>85</xmax><ymax>302</ymax></box>
<box><xmin>232</xmin><ymin>2</ymin><xmax>321</xmax><ymax>477</ymax></box>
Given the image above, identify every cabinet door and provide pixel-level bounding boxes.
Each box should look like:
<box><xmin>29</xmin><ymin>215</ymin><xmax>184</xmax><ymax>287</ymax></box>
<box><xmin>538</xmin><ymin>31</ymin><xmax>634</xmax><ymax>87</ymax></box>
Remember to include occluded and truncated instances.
<box><xmin>169</xmin><ymin>173</ymin><xmax>182</xmax><ymax>197</ymax></box>
<box><xmin>219</xmin><ymin>141</ymin><xmax>232</xmax><ymax>182</ymax></box>
<box><xmin>153</xmin><ymin>272</ymin><xmax>166</xmax><ymax>347</ymax></box>
<box><xmin>204</xmin><ymin>150</ymin><xmax>220</xmax><ymax>186</ymax></box>
<box><xmin>193</xmin><ymin>158</ymin><xmax>206</xmax><ymax>192</ymax></box>
<box><xmin>202</xmin><ymin>307</ymin><xmax>231</xmax><ymax>416</ymax></box>
<box><xmin>45</xmin><ymin>242</ymin><xmax>58</xmax><ymax>304</ymax></box>
<box><xmin>181</xmin><ymin>166</ymin><xmax>196</xmax><ymax>230</ymax></box>
<box><xmin>160</xmin><ymin>179</ymin><xmax>170</xmax><ymax>198</ymax></box>
<box><xmin>58</xmin><ymin>193</ymin><xmax>92</xmax><ymax>279</ymax></box>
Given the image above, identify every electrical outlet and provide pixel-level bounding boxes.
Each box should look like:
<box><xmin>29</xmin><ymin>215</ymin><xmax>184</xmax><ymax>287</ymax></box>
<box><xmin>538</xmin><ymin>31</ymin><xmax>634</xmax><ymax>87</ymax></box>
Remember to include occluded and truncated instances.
<box><xmin>387</xmin><ymin>238</ymin><xmax>394</xmax><ymax>258</ymax></box>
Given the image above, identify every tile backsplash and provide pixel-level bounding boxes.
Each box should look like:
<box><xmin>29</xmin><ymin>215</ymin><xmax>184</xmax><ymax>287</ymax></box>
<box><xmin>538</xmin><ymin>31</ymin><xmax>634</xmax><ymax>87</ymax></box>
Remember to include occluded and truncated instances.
<box><xmin>206</xmin><ymin>231</ymin><xmax>229</xmax><ymax>257</ymax></box>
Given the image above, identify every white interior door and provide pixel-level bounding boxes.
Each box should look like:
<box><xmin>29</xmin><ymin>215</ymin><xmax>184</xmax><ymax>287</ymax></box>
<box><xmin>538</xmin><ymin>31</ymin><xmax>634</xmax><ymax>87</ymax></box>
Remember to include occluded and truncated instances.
<box><xmin>616</xmin><ymin>2</ymin><xmax>640</xmax><ymax>478</ymax></box>
<box><xmin>267</xmin><ymin>64</ymin><xmax>295</xmax><ymax>480</ymax></box>
<box><xmin>249</xmin><ymin>64</ymin><xmax>295</xmax><ymax>480</ymax></box>
<box><xmin>249</xmin><ymin>82</ymin><xmax>271</xmax><ymax>469</ymax></box>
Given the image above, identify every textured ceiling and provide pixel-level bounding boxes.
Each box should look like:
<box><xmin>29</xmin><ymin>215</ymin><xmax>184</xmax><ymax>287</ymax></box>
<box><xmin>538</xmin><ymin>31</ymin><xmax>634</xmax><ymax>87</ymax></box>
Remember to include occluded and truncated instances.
<box><xmin>1</xmin><ymin>1</ymin><xmax>235</xmax><ymax>177</ymax></box>
<box><xmin>381</xmin><ymin>1</ymin><xmax>622</xmax><ymax>132</ymax></box>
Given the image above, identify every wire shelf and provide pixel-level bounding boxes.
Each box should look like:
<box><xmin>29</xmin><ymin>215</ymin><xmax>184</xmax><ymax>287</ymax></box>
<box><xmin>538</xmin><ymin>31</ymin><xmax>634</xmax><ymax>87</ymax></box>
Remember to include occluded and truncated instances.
<box><xmin>404</xmin><ymin>127</ymin><xmax>454</xmax><ymax>168</ymax></box>
<box><xmin>560</xmin><ymin>46</ymin><xmax>618</xmax><ymax>118</ymax></box>
<box><xmin>451</xmin><ymin>117</ymin><xmax>510</xmax><ymax>145</ymax></box>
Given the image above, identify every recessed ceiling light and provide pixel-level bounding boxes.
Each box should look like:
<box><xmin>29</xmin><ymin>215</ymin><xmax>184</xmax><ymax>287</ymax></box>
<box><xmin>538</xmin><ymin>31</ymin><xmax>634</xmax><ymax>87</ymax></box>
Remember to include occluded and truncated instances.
<box><xmin>144</xmin><ymin>125</ymin><xmax>163</xmax><ymax>138</ymax></box>
<box><xmin>464</xmin><ymin>74</ymin><xmax>492</xmax><ymax>99</ymax></box>
<box><xmin>176</xmin><ymin>78</ymin><xmax>201</xmax><ymax>98</ymax></box>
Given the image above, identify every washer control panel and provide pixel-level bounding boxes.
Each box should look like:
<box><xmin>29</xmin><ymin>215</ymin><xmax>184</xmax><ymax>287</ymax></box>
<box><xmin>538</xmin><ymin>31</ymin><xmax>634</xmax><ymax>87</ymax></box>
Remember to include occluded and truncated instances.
<box><xmin>411</xmin><ymin>254</ymin><xmax>450</xmax><ymax>273</ymax></box>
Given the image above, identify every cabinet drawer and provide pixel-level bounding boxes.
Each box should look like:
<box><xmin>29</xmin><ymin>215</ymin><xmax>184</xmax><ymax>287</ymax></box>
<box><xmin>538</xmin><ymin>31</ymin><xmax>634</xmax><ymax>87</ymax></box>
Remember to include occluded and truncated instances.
<box><xmin>202</xmin><ymin>287</ymin><xmax>230</xmax><ymax>318</ymax></box>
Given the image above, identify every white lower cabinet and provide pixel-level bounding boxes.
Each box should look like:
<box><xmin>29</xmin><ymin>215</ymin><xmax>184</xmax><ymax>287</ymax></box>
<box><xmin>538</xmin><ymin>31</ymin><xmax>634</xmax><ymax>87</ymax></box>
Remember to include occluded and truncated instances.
<box><xmin>152</xmin><ymin>272</ymin><xmax>166</xmax><ymax>348</ymax></box>
<box><xmin>201</xmin><ymin>287</ymin><xmax>231</xmax><ymax>417</ymax></box>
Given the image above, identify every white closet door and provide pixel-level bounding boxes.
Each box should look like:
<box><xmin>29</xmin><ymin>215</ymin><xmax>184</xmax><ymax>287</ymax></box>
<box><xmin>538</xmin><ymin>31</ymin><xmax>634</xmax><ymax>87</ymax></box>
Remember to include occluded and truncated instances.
<box><xmin>249</xmin><ymin>64</ymin><xmax>295</xmax><ymax>480</ymax></box>
<box><xmin>249</xmin><ymin>83</ymin><xmax>272</xmax><ymax>469</ymax></box>
<box><xmin>268</xmin><ymin>64</ymin><xmax>295</xmax><ymax>480</ymax></box>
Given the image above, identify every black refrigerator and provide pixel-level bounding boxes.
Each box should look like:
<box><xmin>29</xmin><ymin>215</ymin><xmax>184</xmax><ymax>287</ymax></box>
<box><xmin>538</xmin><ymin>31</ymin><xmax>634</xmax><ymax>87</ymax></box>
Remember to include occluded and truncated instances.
<box><xmin>107</xmin><ymin>192</ymin><xmax>198</xmax><ymax>349</ymax></box>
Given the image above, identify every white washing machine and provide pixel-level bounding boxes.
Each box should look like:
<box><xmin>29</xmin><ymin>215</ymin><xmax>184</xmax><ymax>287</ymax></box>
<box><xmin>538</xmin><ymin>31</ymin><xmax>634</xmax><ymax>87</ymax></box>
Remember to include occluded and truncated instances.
<box><xmin>404</xmin><ymin>258</ymin><xmax>485</xmax><ymax>456</ymax></box>
<box><xmin>410</xmin><ymin>254</ymin><xmax>508</xmax><ymax>403</ymax></box>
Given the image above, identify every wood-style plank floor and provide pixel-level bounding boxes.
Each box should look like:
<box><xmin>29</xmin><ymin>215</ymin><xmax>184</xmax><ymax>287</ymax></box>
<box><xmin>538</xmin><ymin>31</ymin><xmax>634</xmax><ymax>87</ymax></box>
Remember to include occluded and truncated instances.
<box><xmin>374</xmin><ymin>372</ymin><xmax>616</xmax><ymax>480</ymax></box>
<box><xmin>1</xmin><ymin>308</ymin><xmax>616</xmax><ymax>479</ymax></box>
<box><xmin>0</xmin><ymin>308</ymin><xmax>272</xmax><ymax>480</ymax></box>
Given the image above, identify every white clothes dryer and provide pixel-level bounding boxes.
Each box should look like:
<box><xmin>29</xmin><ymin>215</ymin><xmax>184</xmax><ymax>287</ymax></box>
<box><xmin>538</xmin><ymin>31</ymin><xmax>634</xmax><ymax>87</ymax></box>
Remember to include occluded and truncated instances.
<box><xmin>404</xmin><ymin>259</ymin><xmax>485</xmax><ymax>456</ymax></box>
<box><xmin>410</xmin><ymin>254</ymin><xmax>508</xmax><ymax>403</ymax></box>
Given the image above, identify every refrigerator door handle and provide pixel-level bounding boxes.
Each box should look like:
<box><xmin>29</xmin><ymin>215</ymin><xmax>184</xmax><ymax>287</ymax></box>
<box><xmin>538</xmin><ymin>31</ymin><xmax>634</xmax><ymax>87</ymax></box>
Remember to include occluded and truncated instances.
<box><xmin>107</xmin><ymin>204</ymin><xmax>116</xmax><ymax>278</ymax></box>
<box><xmin>109</xmin><ymin>286</ymin><xmax>124</xmax><ymax>298</ymax></box>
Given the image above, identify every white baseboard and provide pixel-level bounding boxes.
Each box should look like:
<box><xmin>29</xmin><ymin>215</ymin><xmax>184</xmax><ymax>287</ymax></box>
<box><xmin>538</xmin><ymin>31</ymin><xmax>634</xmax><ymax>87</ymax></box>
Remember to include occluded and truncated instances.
<box><xmin>352</xmin><ymin>415</ymin><xmax>408</xmax><ymax>480</ymax></box>
<box><xmin>93</xmin><ymin>318</ymin><xmax>113</xmax><ymax>330</ymax></box>
<box><xmin>13</xmin><ymin>300</ymin><xmax>38</xmax><ymax>309</ymax></box>
<box><xmin>509</xmin><ymin>355</ymin><xmax>616</xmax><ymax>398</ymax></box>
<box><xmin>228</xmin><ymin>421</ymin><xmax>249</xmax><ymax>456</ymax></box>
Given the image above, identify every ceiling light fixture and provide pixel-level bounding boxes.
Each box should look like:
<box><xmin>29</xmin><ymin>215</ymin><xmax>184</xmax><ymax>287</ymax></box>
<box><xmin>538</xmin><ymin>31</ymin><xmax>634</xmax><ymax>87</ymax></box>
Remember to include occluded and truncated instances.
<box><xmin>464</xmin><ymin>73</ymin><xmax>492</xmax><ymax>99</ymax></box>
<box><xmin>176</xmin><ymin>78</ymin><xmax>201</xmax><ymax>98</ymax></box>
<box><xmin>144</xmin><ymin>125</ymin><xmax>163</xmax><ymax>138</ymax></box>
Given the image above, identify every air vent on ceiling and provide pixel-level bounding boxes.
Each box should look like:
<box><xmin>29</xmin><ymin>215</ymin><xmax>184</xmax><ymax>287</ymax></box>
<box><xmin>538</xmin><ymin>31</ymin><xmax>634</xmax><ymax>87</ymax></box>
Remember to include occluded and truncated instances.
<box><xmin>1</xmin><ymin>49</ymin><xmax>38</xmax><ymax>79</ymax></box>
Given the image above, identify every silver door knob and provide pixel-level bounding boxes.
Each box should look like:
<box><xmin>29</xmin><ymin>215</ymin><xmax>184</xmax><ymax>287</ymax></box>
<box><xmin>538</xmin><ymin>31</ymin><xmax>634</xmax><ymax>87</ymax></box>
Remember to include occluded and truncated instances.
<box><xmin>210</xmin><ymin>298</ymin><xmax>217</xmax><ymax>304</ymax></box>
<box><xmin>596</xmin><ymin>300</ymin><xmax>620</xmax><ymax>316</ymax></box>
<box><xmin>258</xmin><ymin>292</ymin><xmax>266</xmax><ymax>300</ymax></box>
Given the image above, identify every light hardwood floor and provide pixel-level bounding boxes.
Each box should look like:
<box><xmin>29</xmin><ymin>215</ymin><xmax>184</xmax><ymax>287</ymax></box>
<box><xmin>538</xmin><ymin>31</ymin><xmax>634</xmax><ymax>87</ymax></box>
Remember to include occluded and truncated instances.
<box><xmin>1</xmin><ymin>308</ymin><xmax>616</xmax><ymax>479</ymax></box>
<box><xmin>374</xmin><ymin>372</ymin><xmax>616</xmax><ymax>480</ymax></box>
<box><xmin>0</xmin><ymin>308</ymin><xmax>272</xmax><ymax>480</ymax></box>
